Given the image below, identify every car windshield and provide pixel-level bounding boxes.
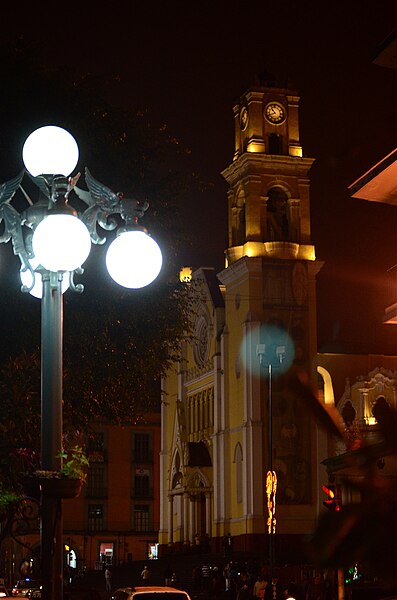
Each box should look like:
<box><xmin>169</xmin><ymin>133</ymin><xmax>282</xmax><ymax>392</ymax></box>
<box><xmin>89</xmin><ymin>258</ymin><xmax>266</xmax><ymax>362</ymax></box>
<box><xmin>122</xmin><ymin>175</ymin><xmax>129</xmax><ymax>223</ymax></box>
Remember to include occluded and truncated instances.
<box><xmin>133</xmin><ymin>595</ymin><xmax>187</xmax><ymax>600</ymax></box>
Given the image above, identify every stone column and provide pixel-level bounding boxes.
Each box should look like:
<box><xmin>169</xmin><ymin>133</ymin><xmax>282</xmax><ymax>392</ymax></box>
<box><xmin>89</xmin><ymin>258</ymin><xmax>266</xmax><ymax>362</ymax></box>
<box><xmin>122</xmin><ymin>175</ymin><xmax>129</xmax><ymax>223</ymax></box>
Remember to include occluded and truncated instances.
<box><xmin>189</xmin><ymin>496</ymin><xmax>195</xmax><ymax>545</ymax></box>
<box><xmin>205</xmin><ymin>492</ymin><xmax>211</xmax><ymax>537</ymax></box>
<box><xmin>183</xmin><ymin>493</ymin><xmax>190</xmax><ymax>549</ymax></box>
<box><xmin>168</xmin><ymin>495</ymin><xmax>174</xmax><ymax>547</ymax></box>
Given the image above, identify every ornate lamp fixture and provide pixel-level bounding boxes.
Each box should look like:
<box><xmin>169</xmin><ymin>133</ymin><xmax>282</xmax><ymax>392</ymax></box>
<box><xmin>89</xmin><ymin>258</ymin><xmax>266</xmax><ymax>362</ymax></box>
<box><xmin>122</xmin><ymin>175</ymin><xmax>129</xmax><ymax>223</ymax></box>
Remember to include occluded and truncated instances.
<box><xmin>1</xmin><ymin>124</ymin><xmax>162</xmax><ymax>291</ymax></box>
<box><xmin>0</xmin><ymin>125</ymin><xmax>163</xmax><ymax>600</ymax></box>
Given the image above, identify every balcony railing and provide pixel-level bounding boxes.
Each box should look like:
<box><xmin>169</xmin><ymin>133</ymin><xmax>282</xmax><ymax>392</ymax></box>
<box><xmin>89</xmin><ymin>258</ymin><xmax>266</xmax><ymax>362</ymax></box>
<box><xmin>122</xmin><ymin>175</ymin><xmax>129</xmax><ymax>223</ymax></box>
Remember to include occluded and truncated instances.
<box><xmin>87</xmin><ymin>450</ymin><xmax>107</xmax><ymax>463</ymax></box>
<box><xmin>132</xmin><ymin>453</ymin><xmax>153</xmax><ymax>464</ymax></box>
<box><xmin>131</xmin><ymin>488</ymin><xmax>153</xmax><ymax>499</ymax></box>
<box><xmin>85</xmin><ymin>488</ymin><xmax>108</xmax><ymax>499</ymax></box>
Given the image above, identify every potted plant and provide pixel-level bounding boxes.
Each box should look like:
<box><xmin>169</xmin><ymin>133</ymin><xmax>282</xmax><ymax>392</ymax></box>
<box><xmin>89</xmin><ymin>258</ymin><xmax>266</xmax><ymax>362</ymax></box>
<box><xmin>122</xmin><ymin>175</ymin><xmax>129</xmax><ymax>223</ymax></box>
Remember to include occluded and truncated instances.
<box><xmin>34</xmin><ymin>445</ymin><xmax>90</xmax><ymax>499</ymax></box>
<box><xmin>58</xmin><ymin>445</ymin><xmax>90</xmax><ymax>483</ymax></box>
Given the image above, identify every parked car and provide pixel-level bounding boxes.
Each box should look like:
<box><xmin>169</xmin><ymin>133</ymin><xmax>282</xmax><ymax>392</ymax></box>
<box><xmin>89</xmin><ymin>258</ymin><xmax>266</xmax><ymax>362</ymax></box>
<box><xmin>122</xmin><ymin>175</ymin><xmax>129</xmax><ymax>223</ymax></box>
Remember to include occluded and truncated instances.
<box><xmin>15</xmin><ymin>584</ymin><xmax>101</xmax><ymax>599</ymax></box>
<box><xmin>11</xmin><ymin>580</ymin><xmax>41</xmax><ymax>597</ymax></box>
<box><xmin>26</xmin><ymin>591</ymin><xmax>41</xmax><ymax>599</ymax></box>
<box><xmin>111</xmin><ymin>587</ymin><xmax>192</xmax><ymax>600</ymax></box>
<box><xmin>63</xmin><ymin>586</ymin><xmax>102</xmax><ymax>600</ymax></box>
<box><xmin>63</xmin><ymin>589</ymin><xmax>101</xmax><ymax>600</ymax></box>
<box><xmin>0</xmin><ymin>585</ymin><xmax>11</xmax><ymax>597</ymax></box>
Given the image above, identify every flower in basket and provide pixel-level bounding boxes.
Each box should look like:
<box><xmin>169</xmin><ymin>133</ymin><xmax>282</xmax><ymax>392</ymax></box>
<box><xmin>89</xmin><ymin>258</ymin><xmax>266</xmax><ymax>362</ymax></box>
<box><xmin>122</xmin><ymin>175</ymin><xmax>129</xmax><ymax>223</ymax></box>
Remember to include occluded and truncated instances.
<box><xmin>34</xmin><ymin>446</ymin><xmax>90</xmax><ymax>484</ymax></box>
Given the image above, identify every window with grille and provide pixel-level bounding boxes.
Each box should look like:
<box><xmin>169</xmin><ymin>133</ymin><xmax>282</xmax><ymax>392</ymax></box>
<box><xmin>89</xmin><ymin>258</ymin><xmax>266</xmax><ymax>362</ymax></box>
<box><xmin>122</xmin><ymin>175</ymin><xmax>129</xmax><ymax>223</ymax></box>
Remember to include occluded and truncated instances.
<box><xmin>87</xmin><ymin>431</ymin><xmax>106</xmax><ymax>464</ymax></box>
<box><xmin>87</xmin><ymin>464</ymin><xmax>106</xmax><ymax>497</ymax></box>
<box><xmin>134</xmin><ymin>474</ymin><xmax>150</xmax><ymax>497</ymax></box>
<box><xmin>134</xmin><ymin>504</ymin><xmax>150</xmax><ymax>531</ymax></box>
<box><xmin>188</xmin><ymin>388</ymin><xmax>214</xmax><ymax>436</ymax></box>
<box><xmin>88</xmin><ymin>504</ymin><xmax>103</xmax><ymax>531</ymax></box>
<box><xmin>133</xmin><ymin>433</ymin><xmax>151</xmax><ymax>462</ymax></box>
<box><xmin>88</xmin><ymin>432</ymin><xmax>105</xmax><ymax>452</ymax></box>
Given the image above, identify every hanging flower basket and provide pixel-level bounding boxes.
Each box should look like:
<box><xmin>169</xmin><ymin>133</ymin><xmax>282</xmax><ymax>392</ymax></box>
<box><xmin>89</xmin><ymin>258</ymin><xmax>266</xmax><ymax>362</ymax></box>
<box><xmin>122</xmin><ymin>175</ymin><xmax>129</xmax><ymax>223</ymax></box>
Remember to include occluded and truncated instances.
<box><xmin>38</xmin><ymin>476</ymin><xmax>82</xmax><ymax>499</ymax></box>
<box><xmin>24</xmin><ymin>447</ymin><xmax>89</xmax><ymax>500</ymax></box>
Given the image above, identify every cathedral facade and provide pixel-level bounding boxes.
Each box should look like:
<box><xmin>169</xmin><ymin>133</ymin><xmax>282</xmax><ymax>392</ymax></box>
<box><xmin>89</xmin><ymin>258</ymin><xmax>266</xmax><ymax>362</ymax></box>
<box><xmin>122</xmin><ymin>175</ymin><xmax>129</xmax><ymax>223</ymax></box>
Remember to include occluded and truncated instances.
<box><xmin>158</xmin><ymin>77</ymin><xmax>397</xmax><ymax>563</ymax></box>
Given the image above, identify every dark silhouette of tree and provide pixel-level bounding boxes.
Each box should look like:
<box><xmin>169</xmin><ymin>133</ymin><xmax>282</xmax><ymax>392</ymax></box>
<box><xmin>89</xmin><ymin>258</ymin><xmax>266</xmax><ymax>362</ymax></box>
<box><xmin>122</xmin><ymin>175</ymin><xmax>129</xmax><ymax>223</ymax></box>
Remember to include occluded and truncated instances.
<box><xmin>291</xmin><ymin>370</ymin><xmax>397</xmax><ymax>592</ymax></box>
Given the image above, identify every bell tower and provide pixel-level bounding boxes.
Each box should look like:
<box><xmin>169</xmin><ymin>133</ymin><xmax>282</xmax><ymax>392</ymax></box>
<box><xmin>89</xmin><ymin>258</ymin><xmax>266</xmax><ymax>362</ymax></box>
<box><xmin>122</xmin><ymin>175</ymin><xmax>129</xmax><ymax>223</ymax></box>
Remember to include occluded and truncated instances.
<box><xmin>218</xmin><ymin>75</ymin><xmax>323</xmax><ymax>556</ymax></box>
<box><xmin>158</xmin><ymin>74</ymin><xmax>327</xmax><ymax>562</ymax></box>
<box><xmin>223</xmin><ymin>73</ymin><xmax>315</xmax><ymax>267</ymax></box>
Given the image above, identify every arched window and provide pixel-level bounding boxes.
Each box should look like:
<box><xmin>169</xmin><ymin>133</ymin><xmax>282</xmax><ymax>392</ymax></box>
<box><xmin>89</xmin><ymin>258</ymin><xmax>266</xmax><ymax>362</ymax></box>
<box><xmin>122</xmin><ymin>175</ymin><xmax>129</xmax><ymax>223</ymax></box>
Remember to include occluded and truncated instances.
<box><xmin>317</xmin><ymin>366</ymin><xmax>335</xmax><ymax>405</ymax></box>
<box><xmin>232</xmin><ymin>190</ymin><xmax>245</xmax><ymax>246</ymax></box>
<box><xmin>266</xmin><ymin>187</ymin><xmax>289</xmax><ymax>241</ymax></box>
<box><xmin>171</xmin><ymin>451</ymin><xmax>182</xmax><ymax>489</ymax></box>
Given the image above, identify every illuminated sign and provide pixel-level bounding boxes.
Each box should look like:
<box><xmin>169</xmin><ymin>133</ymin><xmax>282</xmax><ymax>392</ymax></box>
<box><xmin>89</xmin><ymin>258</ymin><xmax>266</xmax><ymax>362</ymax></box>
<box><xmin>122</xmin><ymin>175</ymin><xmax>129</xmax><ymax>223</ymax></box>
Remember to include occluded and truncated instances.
<box><xmin>266</xmin><ymin>470</ymin><xmax>277</xmax><ymax>534</ymax></box>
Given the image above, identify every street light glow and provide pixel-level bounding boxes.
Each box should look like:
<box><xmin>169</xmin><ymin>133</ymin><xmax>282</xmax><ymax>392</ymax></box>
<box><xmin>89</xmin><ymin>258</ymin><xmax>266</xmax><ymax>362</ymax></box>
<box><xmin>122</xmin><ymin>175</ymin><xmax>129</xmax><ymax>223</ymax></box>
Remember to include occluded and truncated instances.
<box><xmin>32</xmin><ymin>213</ymin><xmax>92</xmax><ymax>272</ymax></box>
<box><xmin>1</xmin><ymin>126</ymin><xmax>163</xmax><ymax>600</ymax></box>
<box><xmin>20</xmin><ymin>256</ymin><xmax>70</xmax><ymax>298</ymax></box>
<box><xmin>106</xmin><ymin>229</ymin><xmax>162</xmax><ymax>288</ymax></box>
<box><xmin>22</xmin><ymin>125</ymin><xmax>79</xmax><ymax>177</ymax></box>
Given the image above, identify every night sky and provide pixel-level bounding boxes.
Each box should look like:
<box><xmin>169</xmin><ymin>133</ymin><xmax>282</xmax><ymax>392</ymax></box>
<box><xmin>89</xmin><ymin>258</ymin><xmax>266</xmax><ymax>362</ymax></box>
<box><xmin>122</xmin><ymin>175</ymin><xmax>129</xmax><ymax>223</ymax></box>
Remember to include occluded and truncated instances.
<box><xmin>2</xmin><ymin>1</ymin><xmax>397</xmax><ymax>354</ymax></box>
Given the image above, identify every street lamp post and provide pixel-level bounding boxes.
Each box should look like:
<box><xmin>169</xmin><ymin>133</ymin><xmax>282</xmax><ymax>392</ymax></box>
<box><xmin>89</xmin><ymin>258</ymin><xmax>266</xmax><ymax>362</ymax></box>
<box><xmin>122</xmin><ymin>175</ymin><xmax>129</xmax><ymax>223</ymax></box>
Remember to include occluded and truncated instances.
<box><xmin>256</xmin><ymin>343</ymin><xmax>286</xmax><ymax>578</ymax></box>
<box><xmin>0</xmin><ymin>125</ymin><xmax>163</xmax><ymax>600</ymax></box>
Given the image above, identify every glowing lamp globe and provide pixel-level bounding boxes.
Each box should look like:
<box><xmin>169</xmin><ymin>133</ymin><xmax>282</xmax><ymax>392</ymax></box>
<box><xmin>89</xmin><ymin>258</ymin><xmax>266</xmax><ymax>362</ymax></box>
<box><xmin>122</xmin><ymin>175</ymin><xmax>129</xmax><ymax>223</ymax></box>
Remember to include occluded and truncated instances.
<box><xmin>32</xmin><ymin>214</ymin><xmax>92</xmax><ymax>272</ymax></box>
<box><xmin>22</xmin><ymin>125</ymin><xmax>79</xmax><ymax>176</ymax></box>
<box><xmin>20</xmin><ymin>257</ymin><xmax>70</xmax><ymax>298</ymax></box>
<box><xmin>106</xmin><ymin>230</ymin><xmax>162</xmax><ymax>288</ymax></box>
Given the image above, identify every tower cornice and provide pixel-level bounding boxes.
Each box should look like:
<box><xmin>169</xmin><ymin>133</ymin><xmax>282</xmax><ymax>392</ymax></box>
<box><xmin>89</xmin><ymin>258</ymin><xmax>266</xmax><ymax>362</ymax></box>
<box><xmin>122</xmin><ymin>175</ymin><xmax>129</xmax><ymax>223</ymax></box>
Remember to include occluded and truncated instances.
<box><xmin>217</xmin><ymin>256</ymin><xmax>263</xmax><ymax>287</ymax></box>
<box><xmin>222</xmin><ymin>153</ymin><xmax>315</xmax><ymax>186</ymax></box>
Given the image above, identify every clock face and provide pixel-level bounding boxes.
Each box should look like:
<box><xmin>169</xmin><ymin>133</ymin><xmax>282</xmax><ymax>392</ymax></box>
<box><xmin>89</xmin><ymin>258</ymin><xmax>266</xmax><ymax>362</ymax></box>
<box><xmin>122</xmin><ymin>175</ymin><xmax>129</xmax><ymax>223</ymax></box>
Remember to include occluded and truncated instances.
<box><xmin>240</xmin><ymin>107</ymin><xmax>248</xmax><ymax>130</ymax></box>
<box><xmin>264</xmin><ymin>102</ymin><xmax>286</xmax><ymax>125</ymax></box>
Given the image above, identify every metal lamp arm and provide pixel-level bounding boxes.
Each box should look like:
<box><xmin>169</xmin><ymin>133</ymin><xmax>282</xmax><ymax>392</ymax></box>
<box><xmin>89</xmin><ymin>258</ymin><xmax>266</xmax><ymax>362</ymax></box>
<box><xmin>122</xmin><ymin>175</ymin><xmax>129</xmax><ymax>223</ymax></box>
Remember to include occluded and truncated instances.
<box><xmin>76</xmin><ymin>167</ymin><xmax>150</xmax><ymax>242</ymax></box>
<box><xmin>0</xmin><ymin>171</ymin><xmax>34</xmax><ymax>277</ymax></box>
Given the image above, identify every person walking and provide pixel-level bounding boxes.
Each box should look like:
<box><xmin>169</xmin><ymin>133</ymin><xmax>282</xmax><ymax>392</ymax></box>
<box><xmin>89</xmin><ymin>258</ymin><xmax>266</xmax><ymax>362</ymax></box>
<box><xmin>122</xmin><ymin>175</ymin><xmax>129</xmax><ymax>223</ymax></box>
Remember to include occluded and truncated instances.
<box><xmin>141</xmin><ymin>565</ymin><xmax>151</xmax><ymax>585</ymax></box>
<box><xmin>211</xmin><ymin>566</ymin><xmax>226</xmax><ymax>600</ymax></box>
<box><xmin>104</xmin><ymin>566</ymin><xmax>112</xmax><ymax>593</ymax></box>
<box><xmin>201</xmin><ymin>563</ymin><xmax>211</xmax><ymax>591</ymax></box>
<box><xmin>222</xmin><ymin>533</ymin><xmax>233</xmax><ymax>559</ymax></box>
<box><xmin>192</xmin><ymin>565</ymin><xmax>201</xmax><ymax>591</ymax></box>
<box><xmin>195</xmin><ymin>533</ymin><xmax>201</xmax><ymax>552</ymax></box>
<box><xmin>236</xmin><ymin>573</ymin><xmax>251</xmax><ymax>600</ymax></box>
<box><xmin>305</xmin><ymin>573</ymin><xmax>325</xmax><ymax>600</ymax></box>
<box><xmin>164</xmin><ymin>564</ymin><xmax>173</xmax><ymax>586</ymax></box>
<box><xmin>263</xmin><ymin>569</ymin><xmax>284</xmax><ymax>600</ymax></box>
<box><xmin>253</xmin><ymin>574</ymin><xmax>268</xmax><ymax>599</ymax></box>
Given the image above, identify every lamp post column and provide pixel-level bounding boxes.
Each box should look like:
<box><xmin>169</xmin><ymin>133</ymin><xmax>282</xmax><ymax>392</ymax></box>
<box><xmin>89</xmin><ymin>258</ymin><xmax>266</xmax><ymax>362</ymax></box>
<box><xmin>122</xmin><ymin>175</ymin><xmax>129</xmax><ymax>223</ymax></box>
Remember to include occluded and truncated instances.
<box><xmin>41</xmin><ymin>271</ymin><xmax>64</xmax><ymax>600</ymax></box>
<box><xmin>0</xmin><ymin>125</ymin><xmax>163</xmax><ymax>599</ymax></box>
<box><xmin>257</xmin><ymin>342</ymin><xmax>286</xmax><ymax>581</ymax></box>
<box><xmin>268</xmin><ymin>363</ymin><xmax>274</xmax><ymax>576</ymax></box>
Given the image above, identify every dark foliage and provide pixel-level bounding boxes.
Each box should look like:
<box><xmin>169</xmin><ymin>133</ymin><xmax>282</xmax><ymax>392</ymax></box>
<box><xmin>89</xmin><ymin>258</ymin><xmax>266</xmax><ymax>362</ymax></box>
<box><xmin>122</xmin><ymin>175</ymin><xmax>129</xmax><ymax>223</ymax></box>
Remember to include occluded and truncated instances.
<box><xmin>290</xmin><ymin>369</ymin><xmax>397</xmax><ymax>586</ymax></box>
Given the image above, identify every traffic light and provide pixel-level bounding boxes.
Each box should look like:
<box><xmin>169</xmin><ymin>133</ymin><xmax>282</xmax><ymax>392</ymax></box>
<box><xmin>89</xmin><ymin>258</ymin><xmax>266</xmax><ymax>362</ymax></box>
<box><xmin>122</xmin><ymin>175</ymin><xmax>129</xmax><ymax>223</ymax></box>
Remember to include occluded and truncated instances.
<box><xmin>322</xmin><ymin>484</ymin><xmax>340</xmax><ymax>511</ymax></box>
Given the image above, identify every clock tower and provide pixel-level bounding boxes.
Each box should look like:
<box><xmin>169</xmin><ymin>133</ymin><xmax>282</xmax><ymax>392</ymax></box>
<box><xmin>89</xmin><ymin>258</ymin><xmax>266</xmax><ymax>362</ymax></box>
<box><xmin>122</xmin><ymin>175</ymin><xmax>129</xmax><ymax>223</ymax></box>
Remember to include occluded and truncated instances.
<box><xmin>159</xmin><ymin>74</ymin><xmax>325</xmax><ymax>562</ymax></box>
<box><xmin>217</xmin><ymin>73</ymin><xmax>323</xmax><ymax>554</ymax></box>
<box><xmin>225</xmin><ymin>73</ymin><xmax>314</xmax><ymax>264</ymax></box>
